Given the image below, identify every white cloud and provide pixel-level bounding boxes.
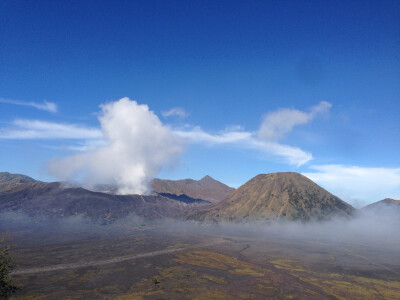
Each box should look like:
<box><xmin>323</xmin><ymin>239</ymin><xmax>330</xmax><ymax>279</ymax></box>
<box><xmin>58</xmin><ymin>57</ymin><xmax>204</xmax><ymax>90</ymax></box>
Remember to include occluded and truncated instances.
<box><xmin>258</xmin><ymin>101</ymin><xmax>331</xmax><ymax>141</ymax></box>
<box><xmin>174</xmin><ymin>126</ymin><xmax>252</xmax><ymax>145</ymax></box>
<box><xmin>172</xmin><ymin>102</ymin><xmax>328</xmax><ymax>166</ymax></box>
<box><xmin>174</xmin><ymin>126</ymin><xmax>312</xmax><ymax>167</ymax></box>
<box><xmin>162</xmin><ymin>107</ymin><xmax>190</xmax><ymax>118</ymax></box>
<box><xmin>0</xmin><ymin>98</ymin><xmax>58</xmax><ymax>113</ymax></box>
<box><xmin>0</xmin><ymin>101</ymin><xmax>326</xmax><ymax>166</ymax></box>
<box><xmin>249</xmin><ymin>140</ymin><xmax>313</xmax><ymax>166</ymax></box>
<box><xmin>48</xmin><ymin>98</ymin><xmax>184</xmax><ymax>195</ymax></box>
<box><xmin>0</xmin><ymin>119</ymin><xmax>102</xmax><ymax>139</ymax></box>
<box><xmin>302</xmin><ymin>165</ymin><xmax>400</xmax><ymax>207</ymax></box>
<box><xmin>1</xmin><ymin>100</ymin><xmax>326</xmax><ymax>187</ymax></box>
<box><xmin>61</xmin><ymin>139</ymin><xmax>108</xmax><ymax>152</ymax></box>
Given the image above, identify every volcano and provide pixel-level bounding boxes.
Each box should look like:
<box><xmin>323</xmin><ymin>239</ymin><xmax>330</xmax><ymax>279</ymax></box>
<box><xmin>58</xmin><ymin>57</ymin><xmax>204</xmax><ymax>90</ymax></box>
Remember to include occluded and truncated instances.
<box><xmin>193</xmin><ymin>172</ymin><xmax>355</xmax><ymax>222</ymax></box>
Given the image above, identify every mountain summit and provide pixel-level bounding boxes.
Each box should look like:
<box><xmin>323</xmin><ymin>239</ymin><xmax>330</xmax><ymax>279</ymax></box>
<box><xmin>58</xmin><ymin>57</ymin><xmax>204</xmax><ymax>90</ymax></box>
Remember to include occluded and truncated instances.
<box><xmin>365</xmin><ymin>198</ymin><xmax>400</xmax><ymax>207</ymax></box>
<box><xmin>363</xmin><ymin>198</ymin><xmax>400</xmax><ymax>214</ymax></box>
<box><xmin>194</xmin><ymin>172</ymin><xmax>354</xmax><ymax>222</ymax></box>
<box><xmin>151</xmin><ymin>175</ymin><xmax>234</xmax><ymax>204</ymax></box>
<box><xmin>0</xmin><ymin>172</ymin><xmax>38</xmax><ymax>192</ymax></box>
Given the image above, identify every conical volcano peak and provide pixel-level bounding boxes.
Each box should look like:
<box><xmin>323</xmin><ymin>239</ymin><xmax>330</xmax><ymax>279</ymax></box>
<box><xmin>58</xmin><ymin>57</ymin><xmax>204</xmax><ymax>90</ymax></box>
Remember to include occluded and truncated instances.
<box><xmin>196</xmin><ymin>172</ymin><xmax>354</xmax><ymax>222</ymax></box>
<box><xmin>200</xmin><ymin>175</ymin><xmax>214</xmax><ymax>181</ymax></box>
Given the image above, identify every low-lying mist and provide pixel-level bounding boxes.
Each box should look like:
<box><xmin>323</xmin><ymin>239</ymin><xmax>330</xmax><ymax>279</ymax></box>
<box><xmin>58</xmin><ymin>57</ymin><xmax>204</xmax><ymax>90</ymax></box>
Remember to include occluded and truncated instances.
<box><xmin>1</xmin><ymin>207</ymin><xmax>399</xmax><ymax>249</ymax></box>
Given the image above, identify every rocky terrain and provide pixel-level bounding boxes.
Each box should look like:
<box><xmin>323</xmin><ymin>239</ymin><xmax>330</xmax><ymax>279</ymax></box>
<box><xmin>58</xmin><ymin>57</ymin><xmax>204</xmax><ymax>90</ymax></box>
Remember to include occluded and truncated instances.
<box><xmin>191</xmin><ymin>172</ymin><xmax>355</xmax><ymax>222</ymax></box>
<box><xmin>2</xmin><ymin>173</ymin><xmax>400</xmax><ymax>300</ymax></box>
<box><xmin>0</xmin><ymin>171</ymin><xmax>365</xmax><ymax>223</ymax></box>
<box><xmin>0</xmin><ymin>172</ymin><xmax>210</xmax><ymax>221</ymax></box>
<box><xmin>151</xmin><ymin>175</ymin><xmax>234</xmax><ymax>204</ymax></box>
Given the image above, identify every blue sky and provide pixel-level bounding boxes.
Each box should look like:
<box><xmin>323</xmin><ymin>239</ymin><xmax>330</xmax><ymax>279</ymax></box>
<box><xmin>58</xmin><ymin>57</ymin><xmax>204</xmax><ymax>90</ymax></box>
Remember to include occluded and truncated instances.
<box><xmin>1</xmin><ymin>0</ymin><xmax>399</xmax><ymax>206</ymax></box>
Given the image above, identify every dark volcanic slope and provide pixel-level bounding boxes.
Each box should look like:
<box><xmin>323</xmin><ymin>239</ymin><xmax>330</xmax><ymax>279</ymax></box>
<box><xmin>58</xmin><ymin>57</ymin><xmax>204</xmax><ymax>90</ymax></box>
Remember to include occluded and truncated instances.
<box><xmin>193</xmin><ymin>172</ymin><xmax>355</xmax><ymax>222</ymax></box>
<box><xmin>151</xmin><ymin>175</ymin><xmax>234</xmax><ymax>204</ymax></box>
<box><xmin>0</xmin><ymin>176</ymin><xmax>210</xmax><ymax>221</ymax></box>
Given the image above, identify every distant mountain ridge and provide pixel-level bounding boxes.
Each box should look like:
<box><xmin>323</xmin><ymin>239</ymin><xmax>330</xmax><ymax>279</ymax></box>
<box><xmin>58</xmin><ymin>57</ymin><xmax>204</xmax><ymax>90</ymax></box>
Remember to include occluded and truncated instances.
<box><xmin>0</xmin><ymin>172</ymin><xmax>38</xmax><ymax>192</ymax></box>
<box><xmin>1</xmin><ymin>171</ymin><xmax>361</xmax><ymax>223</ymax></box>
<box><xmin>364</xmin><ymin>198</ymin><xmax>400</xmax><ymax>207</ymax></box>
<box><xmin>192</xmin><ymin>172</ymin><xmax>355</xmax><ymax>222</ymax></box>
<box><xmin>363</xmin><ymin>198</ymin><xmax>400</xmax><ymax>213</ymax></box>
<box><xmin>0</xmin><ymin>173</ymin><xmax>210</xmax><ymax>221</ymax></box>
<box><xmin>151</xmin><ymin>175</ymin><xmax>234</xmax><ymax>204</ymax></box>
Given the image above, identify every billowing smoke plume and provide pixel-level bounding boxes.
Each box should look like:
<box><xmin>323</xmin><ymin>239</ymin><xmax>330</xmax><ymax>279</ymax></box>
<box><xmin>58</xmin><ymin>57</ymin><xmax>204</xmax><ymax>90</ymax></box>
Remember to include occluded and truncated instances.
<box><xmin>48</xmin><ymin>98</ymin><xmax>184</xmax><ymax>194</ymax></box>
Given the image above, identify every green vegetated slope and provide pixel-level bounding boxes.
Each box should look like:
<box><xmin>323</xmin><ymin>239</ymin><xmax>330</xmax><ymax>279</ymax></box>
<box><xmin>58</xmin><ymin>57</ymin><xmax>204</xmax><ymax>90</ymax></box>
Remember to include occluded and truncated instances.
<box><xmin>0</xmin><ymin>172</ymin><xmax>37</xmax><ymax>193</ymax></box>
